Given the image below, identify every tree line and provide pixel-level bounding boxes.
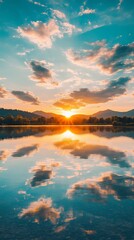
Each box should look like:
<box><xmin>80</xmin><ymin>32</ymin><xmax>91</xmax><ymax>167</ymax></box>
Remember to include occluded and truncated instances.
<box><xmin>0</xmin><ymin>114</ymin><xmax>134</xmax><ymax>126</ymax></box>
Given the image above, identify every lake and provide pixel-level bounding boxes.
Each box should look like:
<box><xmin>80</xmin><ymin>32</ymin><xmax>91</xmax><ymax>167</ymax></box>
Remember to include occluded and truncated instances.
<box><xmin>0</xmin><ymin>126</ymin><xmax>134</xmax><ymax>240</ymax></box>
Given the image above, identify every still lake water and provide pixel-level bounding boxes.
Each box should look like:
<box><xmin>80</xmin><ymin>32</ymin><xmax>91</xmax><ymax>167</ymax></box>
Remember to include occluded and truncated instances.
<box><xmin>0</xmin><ymin>126</ymin><xmax>134</xmax><ymax>240</ymax></box>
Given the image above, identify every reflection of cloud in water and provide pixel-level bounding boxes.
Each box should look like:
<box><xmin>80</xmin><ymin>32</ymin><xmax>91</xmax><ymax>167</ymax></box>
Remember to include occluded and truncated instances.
<box><xmin>55</xmin><ymin>225</ymin><xmax>66</xmax><ymax>233</ymax></box>
<box><xmin>29</xmin><ymin>161</ymin><xmax>60</xmax><ymax>187</ymax></box>
<box><xmin>67</xmin><ymin>172</ymin><xmax>134</xmax><ymax>201</ymax></box>
<box><xmin>12</xmin><ymin>144</ymin><xmax>38</xmax><ymax>157</ymax></box>
<box><xmin>55</xmin><ymin>139</ymin><xmax>130</xmax><ymax>168</ymax></box>
<box><xmin>64</xmin><ymin>209</ymin><xmax>76</xmax><ymax>223</ymax></box>
<box><xmin>0</xmin><ymin>150</ymin><xmax>9</xmax><ymax>161</ymax></box>
<box><xmin>0</xmin><ymin>167</ymin><xmax>7</xmax><ymax>172</ymax></box>
<box><xmin>82</xmin><ymin>229</ymin><xmax>96</xmax><ymax>235</ymax></box>
<box><xmin>19</xmin><ymin>198</ymin><xmax>61</xmax><ymax>224</ymax></box>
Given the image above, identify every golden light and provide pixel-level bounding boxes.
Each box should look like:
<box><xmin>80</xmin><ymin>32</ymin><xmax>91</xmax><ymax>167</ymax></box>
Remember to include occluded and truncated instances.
<box><xmin>62</xmin><ymin>110</ymin><xmax>73</xmax><ymax>118</ymax></box>
<box><xmin>62</xmin><ymin>130</ymin><xmax>75</xmax><ymax>138</ymax></box>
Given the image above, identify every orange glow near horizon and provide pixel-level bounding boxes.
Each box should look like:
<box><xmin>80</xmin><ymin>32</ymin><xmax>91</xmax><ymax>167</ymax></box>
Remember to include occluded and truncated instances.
<box><xmin>62</xmin><ymin>110</ymin><xmax>74</xmax><ymax>118</ymax></box>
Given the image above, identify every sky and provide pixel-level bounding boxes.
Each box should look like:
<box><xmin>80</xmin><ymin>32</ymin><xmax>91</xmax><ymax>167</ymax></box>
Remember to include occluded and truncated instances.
<box><xmin>0</xmin><ymin>0</ymin><xmax>134</xmax><ymax>115</ymax></box>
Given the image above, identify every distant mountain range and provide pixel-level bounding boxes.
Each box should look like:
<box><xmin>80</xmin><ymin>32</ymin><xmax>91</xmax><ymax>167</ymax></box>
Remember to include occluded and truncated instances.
<box><xmin>0</xmin><ymin>108</ymin><xmax>134</xmax><ymax>120</ymax></box>
<box><xmin>34</xmin><ymin>109</ymin><xmax>134</xmax><ymax>119</ymax></box>
<box><xmin>92</xmin><ymin>109</ymin><xmax>134</xmax><ymax>118</ymax></box>
<box><xmin>33</xmin><ymin>110</ymin><xmax>63</xmax><ymax>119</ymax></box>
<box><xmin>0</xmin><ymin>108</ymin><xmax>38</xmax><ymax>119</ymax></box>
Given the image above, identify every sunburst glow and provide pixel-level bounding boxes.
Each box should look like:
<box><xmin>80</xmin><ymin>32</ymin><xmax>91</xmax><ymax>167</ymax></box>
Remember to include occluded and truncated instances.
<box><xmin>62</xmin><ymin>111</ymin><xmax>73</xmax><ymax>118</ymax></box>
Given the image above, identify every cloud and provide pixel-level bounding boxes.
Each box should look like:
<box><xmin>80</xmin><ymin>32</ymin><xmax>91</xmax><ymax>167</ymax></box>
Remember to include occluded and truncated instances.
<box><xmin>17</xmin><ymin>49</ymin><xmax>32</xmax><ymax>56</ymax></box>
<box><xmin>55</xmin><ymin>138</ymin><xmax>130</xmax><ymax>168</ymax></box>
<box><xmin>17</xmin><ymin>20</ymin><xmax>61</xmax><ymax>49</ymax></box>
<box><xmin>67</xmin><ymin>172</ymin><xmax>134</xmax><ymax>201</ymax></box>
<box><xmin>79</xmin><ymin>6</ymin><xmax>95</xmax><ymax>16</ymax></box>
<box><xmin>29</xmin><ymin>60</ymin><xmax>58</xmax><ymax>85</ymax></box>
<box><xmin>0</xmin><ymin>86</ymin><xmax>8</xmax><ymax>98</ymax></box>
<box><xmin>19</xmin><ymin>197</ymin><xmax>61</xmax><ymax>224</ymax></box>
<box><xmin>0</xmin><ymin>77</ymin><xmax>6</xmax><ymax>80</ymax></box>
<box><xmin>52</xmin><ymin>10</ymin><xmax>66</xmax><ymax>19</ymax></box>
<box><xmin>11</xmin><ymin>90</ymin><xmax>40</xmax><ymax>105</ymax></box>
<box><xmin>12</xmin><ymin>144</ymin><xmax>38</xmax><ymax>157</ymax></box>
<box><xmin>54</xmin><ymin>77</ymin><xmax>131</xmax><ymax>110</ymax></box>
<box><xmin>18</xmin><ymin>190</ymin><xmax>27</xmax><ymax>195</ymax></box>
<box><xmin>117</xmin><ymin>0</ymin><xmax>123</xmax><ymax>10</ymax></box>
<box><xmin>54</xmin><ymin>97</ymin><xmax>85</xmax><ymax>110</ymax></box>
<box><xmin>62</xmin><ymin>22</ymin><xmax>81</xmax><ymax>35</ymax></box>
<box><xmin>66</xmin><ymin>42</ymin><xmax>134</xmax><ymax>74</ymax></box>
<box><xmin>29</xmin><ymin>0</ymin><xmax>45</xmax><ymax>7</ymax></box>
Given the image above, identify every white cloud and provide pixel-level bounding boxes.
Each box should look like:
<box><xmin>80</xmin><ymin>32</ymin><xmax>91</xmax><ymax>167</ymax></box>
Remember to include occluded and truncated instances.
<box><xmin>17</xmin><ymin>20</ymin><xmax>61</xmax><ymax>49</ymax></box>
<box><xmin>52</xmin><ymin>10</ymin><xmax>66</xmax><ymax>19</ymax></box>
<box><xmin>79</xmin><ymin>6</ymin><xmax>95</xmax><ymax>16</ymax></box>
<box><xmin>117</xmin><ymin>0</ymin><xmax>123</xmax><ymax>10</ymax></box>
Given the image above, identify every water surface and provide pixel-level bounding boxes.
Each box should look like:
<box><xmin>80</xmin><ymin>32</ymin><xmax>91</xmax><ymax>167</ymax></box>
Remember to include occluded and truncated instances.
<box><xmin>0</xmin><ymin>126</ymin><xmax>134</xmax><ymax>240</ymax></box>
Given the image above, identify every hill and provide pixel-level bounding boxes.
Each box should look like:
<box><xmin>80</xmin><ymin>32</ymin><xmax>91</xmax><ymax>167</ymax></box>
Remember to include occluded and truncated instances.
<box><xmin>0</xmin><ymin>108</ymin><xmax>38</xmax><ymax>119</ymax></box>
<box><xmin>92</xmin><ymin>109</ymin><xmax>134</xmax><ymax>119</ymax></box>
<box><xmin>33</xmin><ymin>110</ymin><xmax>63</xmax><ymax>119</ymax></box>
<box><xmin>1</xmin><ymin>108</ymin><xmax>134</xmax><ymax>122</ymax></box>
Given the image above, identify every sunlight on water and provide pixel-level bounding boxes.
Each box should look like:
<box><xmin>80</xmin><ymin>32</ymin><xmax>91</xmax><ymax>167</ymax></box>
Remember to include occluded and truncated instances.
<box><xmin>61</xmin><ymin>129</ymin><xmax>76</xmax><ymax>139</ymax></box>
<box><xmin>0</xmin><ymin>126</ymin><xmax>134</xmax><ymax>240</ymax></box>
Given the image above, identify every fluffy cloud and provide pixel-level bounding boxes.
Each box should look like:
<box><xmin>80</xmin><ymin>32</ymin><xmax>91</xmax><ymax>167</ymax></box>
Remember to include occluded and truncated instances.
<box><xmin>17</xmin><ymin>20</ymin><xmax>61</xmax><ymax>49</ymax></box>
<box><xmin>52</xmin><ymin>10</ymin><xmax>66</xmax><ymax>19</ymax></box>
<box><xmin>55</xmin><ymin>138</ymin><xmax>130</xmax><ymax>168</ymax></box>
<box><xmin>54</xmin><ymin>77</ymin><xmax>131</xmax><ymax>110</ymax></box>
<box><xmin>66</xmin><ymin>42</ymin><xmax>134</xmax><ymax>74</ymax></box>
<box><xmin>62</xmin><ymin>22</ymin><xmax>81</xmax><ymax>35</ymax></box>
<box><xmin>18</xmin><ymin>15</ymin><xmax>81</xmax><ymax>49</ymax></box>
<box><xmin>11</xmin><ymin>90</ymin><xmax>40</xmax><ymax>105</ymax></box>
<box><xmin>54</xmin><ymin>97</ymin><xmax>85</xmax><ymax>110</ymax></box>
<box><xmin>67</xmin><ymin>172</ymin><xmax>134</xmax><ymax>201</ymax></box>
<box><xmin>19</xmin><ymin>198</ymin><xmax>61</xmax><ymax>224</ymax></box>
<box><xmin>0</xmin><ymin>86</ymin><xmax>8</xmax><ymax>98</ymax></box>
<box><xmin>12</xmin><ymin>144</ymin><xmax>38</xmax><ymax>157</ymax></box>
<box><xmin>29</xmin><ymin>60</ymin><xmax>58</xmax><ymax>85</ymax></box>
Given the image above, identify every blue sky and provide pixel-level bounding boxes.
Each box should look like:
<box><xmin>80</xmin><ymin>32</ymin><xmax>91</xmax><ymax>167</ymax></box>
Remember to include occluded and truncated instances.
<box><xmin>0</xmin><ymin>0</ymin><xmax>134</xmax><ymax>115</ymax></box>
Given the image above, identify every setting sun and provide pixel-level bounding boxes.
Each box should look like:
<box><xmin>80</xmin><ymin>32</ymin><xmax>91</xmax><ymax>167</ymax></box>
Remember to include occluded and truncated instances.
<box><xmin>62</xmin><ymin>111</ymin><xmax>73</xmax><ymax>118</ymax></box>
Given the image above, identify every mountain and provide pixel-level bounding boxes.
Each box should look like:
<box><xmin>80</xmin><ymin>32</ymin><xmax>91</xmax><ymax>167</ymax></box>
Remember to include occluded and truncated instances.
<box><xmin>92</xmin><ymin>109</ymin><xmax>134</xmax><ymax>118</ymax></box>
<box><xmin>0</xmin><ymin>108</ymin><xmax>38</xmax><ymax>119</ymax></box>
<box><xmin>1</xmin><ymin>108</ymin><xmax>134</xmax><ymax>121</ymax></box>
<box><xmin>33</xmin><ymin>111</ymin><xmax>63</xmax><ymax>119</ymax></box>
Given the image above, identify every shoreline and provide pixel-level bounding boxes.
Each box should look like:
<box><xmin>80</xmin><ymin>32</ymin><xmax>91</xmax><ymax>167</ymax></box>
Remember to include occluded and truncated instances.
<box><xmin>0</xmin><ymin>124</ymin><xmax>134</xmax><ymax>128</ymax></box>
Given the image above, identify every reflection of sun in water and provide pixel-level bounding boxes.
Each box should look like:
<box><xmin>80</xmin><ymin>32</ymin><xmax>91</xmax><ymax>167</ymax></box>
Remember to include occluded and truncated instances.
<box><xmin>62</xmin><ymin>130</ymin><xmax>75</xmax><ymax>139</ymax></box>
<box><xmin>62</xmin><ymin>111</ymin><xmax>73</xmax><ymax>118</ymax></box>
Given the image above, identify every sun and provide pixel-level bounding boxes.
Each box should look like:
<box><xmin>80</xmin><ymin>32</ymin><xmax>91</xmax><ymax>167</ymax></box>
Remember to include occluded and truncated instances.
<box><xmin>62</xmin><ymin>110</ymin><xmax>73</xmax><ymax>118</ymax></box>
